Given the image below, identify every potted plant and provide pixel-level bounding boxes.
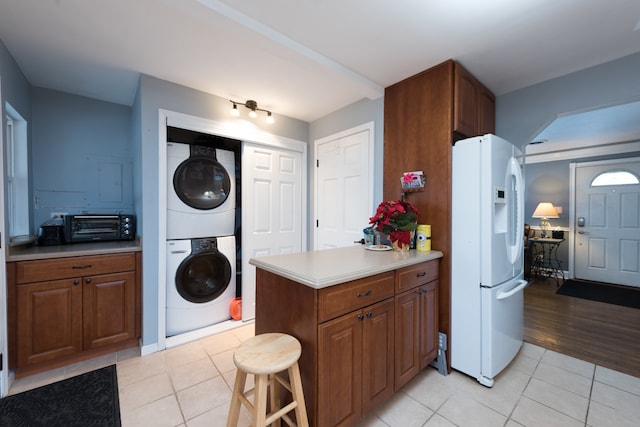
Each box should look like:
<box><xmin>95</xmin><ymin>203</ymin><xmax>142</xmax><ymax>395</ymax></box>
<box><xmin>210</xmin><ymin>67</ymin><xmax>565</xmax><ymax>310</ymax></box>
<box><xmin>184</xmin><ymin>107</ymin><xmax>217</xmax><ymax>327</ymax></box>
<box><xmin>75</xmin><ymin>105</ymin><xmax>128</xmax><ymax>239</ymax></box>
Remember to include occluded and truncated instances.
<box><xmin>369</xmin><ymin>200</ymin><xmax>419</xmax><ymax>251</ymax></box>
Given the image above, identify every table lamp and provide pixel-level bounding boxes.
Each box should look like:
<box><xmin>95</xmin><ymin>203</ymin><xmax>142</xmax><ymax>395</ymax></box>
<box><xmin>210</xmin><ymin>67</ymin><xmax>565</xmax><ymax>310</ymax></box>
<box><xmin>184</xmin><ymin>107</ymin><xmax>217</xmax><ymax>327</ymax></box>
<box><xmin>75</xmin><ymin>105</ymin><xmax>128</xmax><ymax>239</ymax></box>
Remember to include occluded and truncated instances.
<box><xmin>532</xmin><ymin>202</ymin><xmax>559</xmax><ymax>238</ymax></box>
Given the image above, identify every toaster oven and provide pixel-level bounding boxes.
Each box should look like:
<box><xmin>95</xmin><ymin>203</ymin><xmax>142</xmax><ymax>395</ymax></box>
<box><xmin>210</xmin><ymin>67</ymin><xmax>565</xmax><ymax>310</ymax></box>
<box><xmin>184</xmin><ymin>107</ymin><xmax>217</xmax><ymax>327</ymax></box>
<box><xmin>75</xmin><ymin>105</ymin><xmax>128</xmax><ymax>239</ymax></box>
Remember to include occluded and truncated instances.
<box><xmin>64</xmin><ymin>214</ymin><xmax>136</xmax><ymax>243</ymax></box>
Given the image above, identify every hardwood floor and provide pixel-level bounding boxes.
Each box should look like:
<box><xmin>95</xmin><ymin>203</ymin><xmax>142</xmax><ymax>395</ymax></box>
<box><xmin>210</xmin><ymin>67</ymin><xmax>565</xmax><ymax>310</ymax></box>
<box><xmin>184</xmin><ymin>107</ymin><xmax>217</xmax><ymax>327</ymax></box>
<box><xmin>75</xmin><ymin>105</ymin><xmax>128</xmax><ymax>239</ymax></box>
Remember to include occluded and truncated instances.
<box><xmin>524</xmin><ymin>277</ymin><xmax>640</xmax><ymax>378</ymax></box>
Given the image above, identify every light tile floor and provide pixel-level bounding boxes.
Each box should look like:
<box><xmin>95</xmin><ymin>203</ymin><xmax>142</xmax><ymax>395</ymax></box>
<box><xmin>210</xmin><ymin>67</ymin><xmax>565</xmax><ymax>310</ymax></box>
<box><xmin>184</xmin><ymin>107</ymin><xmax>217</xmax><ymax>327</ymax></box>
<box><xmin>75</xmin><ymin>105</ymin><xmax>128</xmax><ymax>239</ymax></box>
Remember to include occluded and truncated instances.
<box><xmin>8</xmin><ymin>322</ymin><xmax>640</xmax><ymax>427</ymax></box>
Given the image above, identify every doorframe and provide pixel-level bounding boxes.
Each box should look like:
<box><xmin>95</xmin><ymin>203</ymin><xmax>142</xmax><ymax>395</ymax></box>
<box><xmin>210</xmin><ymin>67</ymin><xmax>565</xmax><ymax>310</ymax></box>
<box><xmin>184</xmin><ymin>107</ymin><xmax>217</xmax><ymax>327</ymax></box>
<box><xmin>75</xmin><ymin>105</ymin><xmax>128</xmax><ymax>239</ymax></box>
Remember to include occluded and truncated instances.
<box><xmin>0</xmin><ymin>76</ymin><xmax>9</xmax><ymax>397</ymax></box>
<box><xmin>312</xmin><ymin>121</ymin><xmax>374</xmax><ymax>249</ymax></box>
<box><xmin>569</xmin><ymin>156</ymin><xmax>640</xmax><ymax>280</ymax></box>
<box><xmin>157</xmin><ymin>109</ymin><xmax>307</xmax><ymax>350</ymax></box>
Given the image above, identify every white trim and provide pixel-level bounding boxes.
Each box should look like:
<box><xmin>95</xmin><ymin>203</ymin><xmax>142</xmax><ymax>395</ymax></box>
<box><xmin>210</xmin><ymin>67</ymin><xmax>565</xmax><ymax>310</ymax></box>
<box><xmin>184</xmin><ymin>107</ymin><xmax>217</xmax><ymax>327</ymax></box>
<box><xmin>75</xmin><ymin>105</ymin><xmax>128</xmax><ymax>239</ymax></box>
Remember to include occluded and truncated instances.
<box><xmin>0</xmin><ymin>75</ymin><xmax>9</xmax><ymax>397</ymax></box>
<box><xmin>165</xmin><ymin>319</ymin><xmax>254</xmax><ymax>349</ymax></box>
<box><xmin>156</xmin><ymin>109</ymin><xmax>307</xmax><ymax>351</ymax></box>
<box><xmin>525</xmin><ymin>140</ymin><xmax>640</xmax><ymax>164</ymax></box>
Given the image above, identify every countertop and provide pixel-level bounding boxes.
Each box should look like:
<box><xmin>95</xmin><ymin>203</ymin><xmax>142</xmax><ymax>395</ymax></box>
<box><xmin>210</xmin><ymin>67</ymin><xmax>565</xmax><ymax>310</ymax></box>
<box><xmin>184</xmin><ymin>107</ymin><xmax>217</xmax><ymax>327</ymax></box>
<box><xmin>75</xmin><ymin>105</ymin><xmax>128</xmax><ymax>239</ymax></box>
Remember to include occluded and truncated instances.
<box><xmin>249</xmin><ymin>244</ymin><xmax>443</xmax><ymax>289</ymax></box>
<box><xmin>7</xmin><ymin>237</ymin><xmax>142</xmax><ymax>262</ymax></box>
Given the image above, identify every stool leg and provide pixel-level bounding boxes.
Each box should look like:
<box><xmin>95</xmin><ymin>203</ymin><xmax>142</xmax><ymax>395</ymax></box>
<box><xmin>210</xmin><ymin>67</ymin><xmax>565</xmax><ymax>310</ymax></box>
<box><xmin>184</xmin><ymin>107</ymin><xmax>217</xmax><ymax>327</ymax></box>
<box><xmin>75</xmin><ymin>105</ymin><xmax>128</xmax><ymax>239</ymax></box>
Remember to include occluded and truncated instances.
<box><xmin>226</xmin><ymin>369</ymin><xmax>247</xmax><ymax>427</ymax></box>
<box><xmin>288</xmin><ymin>362</ymin><xmax>309</xmax><ymax>427</ymax></box>
<box><xmin>269</xmin><ymin>374</ymin><xmax>281</xmax><ymax>427</ymax></box>
<box><xmin>254</xmin><ymin>374</ymin><xmax>269</xmax><ymax>427</ymax></box>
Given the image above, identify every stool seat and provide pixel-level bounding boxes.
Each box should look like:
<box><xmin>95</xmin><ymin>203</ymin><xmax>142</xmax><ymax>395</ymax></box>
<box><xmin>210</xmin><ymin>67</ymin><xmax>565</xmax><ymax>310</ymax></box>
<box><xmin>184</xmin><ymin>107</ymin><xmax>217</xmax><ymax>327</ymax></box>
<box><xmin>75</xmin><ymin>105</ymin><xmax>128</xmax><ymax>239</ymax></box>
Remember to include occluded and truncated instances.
<box><xmin>227</xmin><ymin>333</ymin><xmax>309</xmax><ymax>427</ymax></box>
<box><xmin>234</xmin><ymin>333</ymin><xmax>302</xmax><ymax>375</ymax></box>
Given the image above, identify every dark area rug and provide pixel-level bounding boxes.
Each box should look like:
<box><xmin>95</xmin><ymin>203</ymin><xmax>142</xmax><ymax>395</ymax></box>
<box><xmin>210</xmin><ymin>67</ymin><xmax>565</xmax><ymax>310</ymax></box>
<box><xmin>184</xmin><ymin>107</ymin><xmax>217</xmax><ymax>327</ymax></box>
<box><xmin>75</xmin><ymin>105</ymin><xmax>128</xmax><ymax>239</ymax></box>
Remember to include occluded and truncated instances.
<box><xmin>556</xmin><ymin>279</ymin><xmax>640</xmax><ymax>309</ymax></box>
<box><xmin>0</xmin><ymin>365</ymin><xmax>121</xmax><ymax>427</ymax></box>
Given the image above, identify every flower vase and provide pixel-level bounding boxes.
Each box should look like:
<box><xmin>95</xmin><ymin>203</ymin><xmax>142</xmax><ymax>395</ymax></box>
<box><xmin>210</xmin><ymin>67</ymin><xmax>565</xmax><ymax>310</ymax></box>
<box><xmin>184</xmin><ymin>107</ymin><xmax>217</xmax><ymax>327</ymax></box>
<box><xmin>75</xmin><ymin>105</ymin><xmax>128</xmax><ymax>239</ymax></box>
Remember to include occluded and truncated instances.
<box><xmin>391</xmin><ymin>240</ymin><xmax>409</xmax><ymax>252</ymax></box>
<box><xmin>391</xmin><ymin>231</ymin><xmax>412</xmax><ymax>252</ymax></box>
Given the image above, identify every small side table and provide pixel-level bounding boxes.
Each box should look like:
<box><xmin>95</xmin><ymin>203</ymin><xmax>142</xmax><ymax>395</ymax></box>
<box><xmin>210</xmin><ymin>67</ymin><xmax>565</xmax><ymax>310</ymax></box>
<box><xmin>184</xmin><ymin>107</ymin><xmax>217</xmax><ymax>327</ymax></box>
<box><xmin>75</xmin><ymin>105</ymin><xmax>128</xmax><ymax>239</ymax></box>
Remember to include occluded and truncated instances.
<box><xmin>530</xmin><ymin>238</ymin><xmax>565</xmax><ymax>285</ymax></box>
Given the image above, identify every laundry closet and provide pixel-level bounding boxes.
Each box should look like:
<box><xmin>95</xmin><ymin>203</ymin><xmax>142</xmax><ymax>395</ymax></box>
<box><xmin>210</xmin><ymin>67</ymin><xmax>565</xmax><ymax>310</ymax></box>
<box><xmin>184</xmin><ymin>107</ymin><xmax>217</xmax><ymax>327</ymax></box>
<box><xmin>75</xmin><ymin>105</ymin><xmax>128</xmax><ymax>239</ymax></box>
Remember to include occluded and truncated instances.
<box><xmin>163</xmin><ymin>121</ymin><xmax>306</xmax><ymax>344</ymax></box>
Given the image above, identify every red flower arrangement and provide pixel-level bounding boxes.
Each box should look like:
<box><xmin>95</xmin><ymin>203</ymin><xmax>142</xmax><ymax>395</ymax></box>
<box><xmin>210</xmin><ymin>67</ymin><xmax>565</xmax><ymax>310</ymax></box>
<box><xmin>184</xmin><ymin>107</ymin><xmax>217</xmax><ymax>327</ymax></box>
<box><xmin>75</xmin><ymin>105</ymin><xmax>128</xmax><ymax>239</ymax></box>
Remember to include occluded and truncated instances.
<box><xmin>369</xmin><ymin>200</ymin><xmax>419</xmax><ymax>249</ymax></box>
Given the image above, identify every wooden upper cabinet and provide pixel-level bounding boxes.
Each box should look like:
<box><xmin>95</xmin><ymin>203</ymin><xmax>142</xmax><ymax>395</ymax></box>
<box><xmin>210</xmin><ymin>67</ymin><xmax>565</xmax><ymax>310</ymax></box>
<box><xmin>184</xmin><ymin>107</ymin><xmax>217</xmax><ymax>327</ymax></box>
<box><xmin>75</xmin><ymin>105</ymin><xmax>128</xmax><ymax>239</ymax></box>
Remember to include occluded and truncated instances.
<box><xmin>453</xmin><ymin>62</ymin><xmax>496</xmax><ymax>139</ymax></box>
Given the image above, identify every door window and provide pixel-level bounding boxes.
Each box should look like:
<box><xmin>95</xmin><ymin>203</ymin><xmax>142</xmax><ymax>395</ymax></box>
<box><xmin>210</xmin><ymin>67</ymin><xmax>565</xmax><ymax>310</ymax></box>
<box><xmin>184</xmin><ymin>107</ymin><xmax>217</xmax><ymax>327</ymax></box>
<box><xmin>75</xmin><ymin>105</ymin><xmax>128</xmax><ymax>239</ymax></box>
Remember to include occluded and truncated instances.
<box><xmin>591</xmin><ymin>170</ymin><xmax>639</xmax><ymax>186</ymax></box>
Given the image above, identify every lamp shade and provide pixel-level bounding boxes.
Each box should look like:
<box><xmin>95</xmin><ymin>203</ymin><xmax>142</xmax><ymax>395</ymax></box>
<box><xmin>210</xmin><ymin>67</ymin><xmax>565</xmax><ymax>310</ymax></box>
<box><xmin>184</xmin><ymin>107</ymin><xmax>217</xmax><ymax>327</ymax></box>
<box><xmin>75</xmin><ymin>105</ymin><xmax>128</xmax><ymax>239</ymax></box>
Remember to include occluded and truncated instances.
<box><xmin>532</xmin><ymin>202</ymin><xmax>559</xmax><ymax>219</ymax></box>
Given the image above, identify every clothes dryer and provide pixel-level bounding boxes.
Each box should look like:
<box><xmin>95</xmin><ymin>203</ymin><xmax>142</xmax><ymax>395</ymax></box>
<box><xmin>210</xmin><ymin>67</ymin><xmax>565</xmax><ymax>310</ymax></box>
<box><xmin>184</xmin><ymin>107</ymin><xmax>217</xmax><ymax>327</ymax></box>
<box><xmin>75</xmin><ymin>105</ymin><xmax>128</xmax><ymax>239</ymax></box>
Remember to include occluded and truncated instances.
<box><xmin>166</xmin><ymin>236</ymin><xmax>236</xmax><ymax>336</ymax></box>
<box><xmin>167</xmin><ymin>142</ymin><xmax>235</xmax><ymax>239</ymax></box>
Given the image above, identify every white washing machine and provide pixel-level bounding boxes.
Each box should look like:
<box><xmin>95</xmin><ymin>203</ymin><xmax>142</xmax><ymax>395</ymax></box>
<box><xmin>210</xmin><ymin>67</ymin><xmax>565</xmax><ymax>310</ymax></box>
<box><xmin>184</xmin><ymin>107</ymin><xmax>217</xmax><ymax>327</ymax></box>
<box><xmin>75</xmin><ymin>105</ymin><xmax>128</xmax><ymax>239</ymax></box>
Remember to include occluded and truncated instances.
<box><xmin>167</xmin><ymin>142</ymin><xmax>236</xmax><ymax>239</ymax></box>
<box><xmin>166</xmin><ymin>236</ymin><xmax>236</xmax><ymax>337</ymax></box>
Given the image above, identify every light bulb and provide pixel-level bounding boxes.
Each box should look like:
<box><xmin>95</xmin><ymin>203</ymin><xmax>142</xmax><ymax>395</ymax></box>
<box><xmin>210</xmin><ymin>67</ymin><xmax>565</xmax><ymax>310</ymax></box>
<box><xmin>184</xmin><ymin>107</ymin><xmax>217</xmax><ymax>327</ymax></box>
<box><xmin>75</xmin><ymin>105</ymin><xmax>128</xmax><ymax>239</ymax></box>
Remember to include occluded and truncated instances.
<box><xmin>230</xmin><ymin>103</ymin><xmax>240</xmax><ymax>117</ymax></box>
<box><xmin>248</xmin><ymin>110</ymin><xmax>257</xmax><ymax>119</ymax></box>
<box><xmin>266</xmin><ymin>112</ymin><xmax>274</xmax><ymax>124</ymax></box>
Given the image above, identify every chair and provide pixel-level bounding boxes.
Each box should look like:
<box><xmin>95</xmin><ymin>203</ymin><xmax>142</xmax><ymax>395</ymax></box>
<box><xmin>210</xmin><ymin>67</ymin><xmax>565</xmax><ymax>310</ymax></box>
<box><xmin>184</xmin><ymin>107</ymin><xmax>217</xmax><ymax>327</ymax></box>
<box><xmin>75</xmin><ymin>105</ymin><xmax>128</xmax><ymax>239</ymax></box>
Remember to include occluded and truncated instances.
<box><xmin>226</xmin><ymin>333</ymin><xmax>309</xmax><ymax>427</ymax></box>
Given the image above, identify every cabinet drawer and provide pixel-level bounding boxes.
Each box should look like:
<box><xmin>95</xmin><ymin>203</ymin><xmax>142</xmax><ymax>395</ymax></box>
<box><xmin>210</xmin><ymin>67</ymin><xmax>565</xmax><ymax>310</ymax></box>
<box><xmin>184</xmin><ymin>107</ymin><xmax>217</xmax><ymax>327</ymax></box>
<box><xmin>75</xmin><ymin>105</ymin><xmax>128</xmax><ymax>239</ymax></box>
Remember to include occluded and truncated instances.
<box><xmin>318</xmin><ymin>272</ymin><xmax>394</xmax><ymax>322</ymax></box>
<box><xmin>396</xmin><ymin>260</ymin><xmax>439</xmax><ymax>293</ymax></box>
<box><xmin>15</xmin><ymin>253</ymin><xmax>136</xmax><ymax>284</ymax></box>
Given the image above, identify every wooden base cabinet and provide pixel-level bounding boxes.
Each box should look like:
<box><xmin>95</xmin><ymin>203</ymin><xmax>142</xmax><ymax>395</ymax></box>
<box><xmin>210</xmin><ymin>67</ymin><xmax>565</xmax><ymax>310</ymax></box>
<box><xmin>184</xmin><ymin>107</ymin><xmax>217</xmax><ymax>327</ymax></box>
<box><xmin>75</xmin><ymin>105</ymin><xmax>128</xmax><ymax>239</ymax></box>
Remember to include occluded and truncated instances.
<box><xmin>255</xmin><ymin>258</ymin><xmax>440</xmax><ymax>427</ymax></box>
<box><xmin>9</xmin><ymin>252</ymin><xmax>141</xmax><ymax>376</ymax></box>
<box><xmin>318</xmin><ymin>298</ymin><xmax>394</xmax><ymax>427</ymax></box>
<box><xmin>394</xmin><ymin>261</ymin><xmax>439</xmax><ymax>390</ymax></box>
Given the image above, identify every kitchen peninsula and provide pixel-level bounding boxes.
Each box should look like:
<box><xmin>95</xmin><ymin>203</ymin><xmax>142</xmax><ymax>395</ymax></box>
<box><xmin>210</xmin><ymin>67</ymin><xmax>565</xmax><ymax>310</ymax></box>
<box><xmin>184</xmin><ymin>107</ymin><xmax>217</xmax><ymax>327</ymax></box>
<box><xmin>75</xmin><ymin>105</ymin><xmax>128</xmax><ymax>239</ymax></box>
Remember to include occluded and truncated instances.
<box><xmin>250</xmin><ymin>245</ymin><xmax>443</xmax><ymax>427</ymax></box>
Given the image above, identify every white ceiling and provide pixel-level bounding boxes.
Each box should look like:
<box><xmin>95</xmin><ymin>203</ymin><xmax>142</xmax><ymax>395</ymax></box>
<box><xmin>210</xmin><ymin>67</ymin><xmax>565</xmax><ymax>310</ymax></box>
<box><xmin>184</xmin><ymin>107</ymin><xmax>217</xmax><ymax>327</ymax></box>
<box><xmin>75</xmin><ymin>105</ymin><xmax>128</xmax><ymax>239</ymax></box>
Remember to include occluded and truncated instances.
<box><xmin>1</xmin><ymin>0</ymin><xmax>640</xmax><ymax>138</ymax></box>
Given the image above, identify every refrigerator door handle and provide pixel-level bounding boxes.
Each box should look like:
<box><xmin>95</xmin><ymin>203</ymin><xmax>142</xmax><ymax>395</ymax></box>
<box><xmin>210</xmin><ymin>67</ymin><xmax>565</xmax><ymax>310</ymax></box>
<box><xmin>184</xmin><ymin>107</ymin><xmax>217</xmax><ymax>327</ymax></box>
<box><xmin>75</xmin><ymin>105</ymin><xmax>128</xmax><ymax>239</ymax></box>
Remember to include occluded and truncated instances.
<box><xmin>496</xmin><ymin>279</ymin><xmax>528</xmax><ymax>300</ymax></box>
<box><xmin>507</xmin><ymin>157</ymin><xmax>525</xmax><ymax>265</ymax></box>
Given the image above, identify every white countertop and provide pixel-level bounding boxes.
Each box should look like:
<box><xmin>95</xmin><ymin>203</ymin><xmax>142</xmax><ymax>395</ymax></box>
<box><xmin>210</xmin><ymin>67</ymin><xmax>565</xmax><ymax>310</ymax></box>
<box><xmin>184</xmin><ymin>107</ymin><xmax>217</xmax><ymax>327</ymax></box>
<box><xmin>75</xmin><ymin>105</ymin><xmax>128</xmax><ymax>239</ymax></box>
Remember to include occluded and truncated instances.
<box><xmin>249</xmin><ymin>245</ymin><xmax>443</xmax><ymax>289</ymax></box>
<box><xmin>7</xmin><ymin>237</ymin><xmax>141</xmax><ymax>262</ymax></box>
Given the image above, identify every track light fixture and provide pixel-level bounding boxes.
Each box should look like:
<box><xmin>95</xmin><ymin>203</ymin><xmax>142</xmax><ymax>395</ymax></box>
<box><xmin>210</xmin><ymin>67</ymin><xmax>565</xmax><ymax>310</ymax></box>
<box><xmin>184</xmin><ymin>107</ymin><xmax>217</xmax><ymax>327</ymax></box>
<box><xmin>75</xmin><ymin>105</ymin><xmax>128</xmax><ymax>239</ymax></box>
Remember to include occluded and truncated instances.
<box><xmin>229</xmin><ymin>99</ymin><xmax>274</xmax><ymax>124</ymax></box>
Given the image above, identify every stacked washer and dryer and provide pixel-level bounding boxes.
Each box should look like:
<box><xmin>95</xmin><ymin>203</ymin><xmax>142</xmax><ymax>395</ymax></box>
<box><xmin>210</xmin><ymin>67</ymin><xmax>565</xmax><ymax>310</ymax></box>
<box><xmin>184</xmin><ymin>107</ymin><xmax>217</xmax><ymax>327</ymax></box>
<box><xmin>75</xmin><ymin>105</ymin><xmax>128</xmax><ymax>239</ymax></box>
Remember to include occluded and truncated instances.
<box><xmin>166</xmin><ymin>141</ymin><xmax>237</xmax><ymax>337</ymax></box>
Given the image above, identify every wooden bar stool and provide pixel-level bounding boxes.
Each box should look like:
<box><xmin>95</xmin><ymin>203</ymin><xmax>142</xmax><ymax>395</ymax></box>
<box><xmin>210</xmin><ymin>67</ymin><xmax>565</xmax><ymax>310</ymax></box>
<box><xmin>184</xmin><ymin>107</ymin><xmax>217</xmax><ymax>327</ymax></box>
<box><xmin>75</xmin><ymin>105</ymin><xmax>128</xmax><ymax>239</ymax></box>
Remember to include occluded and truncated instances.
<box><xmin>226</xmin><ymin>333</ymin><xmax>309</xmax><ymax>427</ymax></box>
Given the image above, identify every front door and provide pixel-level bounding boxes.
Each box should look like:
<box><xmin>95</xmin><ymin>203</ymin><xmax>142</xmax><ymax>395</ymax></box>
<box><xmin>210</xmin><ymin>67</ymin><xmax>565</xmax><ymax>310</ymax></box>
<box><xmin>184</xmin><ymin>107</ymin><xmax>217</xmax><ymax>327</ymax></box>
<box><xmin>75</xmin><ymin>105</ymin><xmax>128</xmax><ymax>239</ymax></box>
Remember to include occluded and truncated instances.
<box><xmin>574</xmin><ymin>158</ymin><xmax>640</xmax><ymax>287</ymax></box>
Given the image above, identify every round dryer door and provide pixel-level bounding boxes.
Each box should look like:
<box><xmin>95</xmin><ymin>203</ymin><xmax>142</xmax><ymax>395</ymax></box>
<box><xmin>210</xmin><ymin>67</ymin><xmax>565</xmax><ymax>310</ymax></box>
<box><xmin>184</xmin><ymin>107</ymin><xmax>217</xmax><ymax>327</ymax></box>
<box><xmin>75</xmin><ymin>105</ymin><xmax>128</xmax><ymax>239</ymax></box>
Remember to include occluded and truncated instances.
<box><xmin>175</xmin><ymin>251</ymin><xmax>233</xmax><ymax>303</ymax></box>
<box><xmin>173</xmin><ymin>155</ymin><xmax>231</xmax><ymax>210</ymax></box>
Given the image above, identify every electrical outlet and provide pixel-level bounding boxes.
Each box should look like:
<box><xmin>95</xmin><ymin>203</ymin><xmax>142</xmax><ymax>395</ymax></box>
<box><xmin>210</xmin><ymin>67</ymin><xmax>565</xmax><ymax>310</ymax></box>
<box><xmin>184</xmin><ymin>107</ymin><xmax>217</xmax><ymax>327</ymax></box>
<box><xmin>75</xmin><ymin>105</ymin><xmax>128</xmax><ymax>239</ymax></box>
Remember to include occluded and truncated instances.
<box><xmin>50</xmin><ymin>212</ymin><xmax>67</xmax><ymax>219</ymax></box>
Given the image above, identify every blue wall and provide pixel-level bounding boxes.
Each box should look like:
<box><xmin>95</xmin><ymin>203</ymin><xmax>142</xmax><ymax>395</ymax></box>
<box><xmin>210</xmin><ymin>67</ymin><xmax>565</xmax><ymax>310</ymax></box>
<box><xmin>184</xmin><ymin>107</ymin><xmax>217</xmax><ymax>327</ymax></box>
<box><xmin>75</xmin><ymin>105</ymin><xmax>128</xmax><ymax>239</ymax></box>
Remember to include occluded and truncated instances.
<box><xmin>1</xmin><ymin>38</ymin><xmax>31</xmax><ymax>238</ymax></box>
<box><xmin>496</xmin><ymin>52</ymin><xmax>640</xmax><ymax>270</ymax></box>
<box><xmin>30</xmin><ymin>88</ymin><xmax>133</xmax><ymax>231</ymax></box>
<box><xmin>308</xmin><ymin>97</ymin><xmax>385</xmax><ymax>247</ymax></box>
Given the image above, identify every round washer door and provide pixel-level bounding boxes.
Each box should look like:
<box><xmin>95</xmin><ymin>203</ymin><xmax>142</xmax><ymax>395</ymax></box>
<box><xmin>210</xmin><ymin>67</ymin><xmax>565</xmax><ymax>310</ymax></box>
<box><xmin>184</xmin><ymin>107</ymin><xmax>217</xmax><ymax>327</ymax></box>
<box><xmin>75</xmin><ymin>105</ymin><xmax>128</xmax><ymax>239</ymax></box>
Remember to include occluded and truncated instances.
<box><xmin>173</xmin><ymin>155</ymin><xmax>231</xmax><ymax>210</ymax></box>
<box><xmin>175</xmin><ymin>251</ymin><xmax>232</xmax><ymax>303</ymax></box>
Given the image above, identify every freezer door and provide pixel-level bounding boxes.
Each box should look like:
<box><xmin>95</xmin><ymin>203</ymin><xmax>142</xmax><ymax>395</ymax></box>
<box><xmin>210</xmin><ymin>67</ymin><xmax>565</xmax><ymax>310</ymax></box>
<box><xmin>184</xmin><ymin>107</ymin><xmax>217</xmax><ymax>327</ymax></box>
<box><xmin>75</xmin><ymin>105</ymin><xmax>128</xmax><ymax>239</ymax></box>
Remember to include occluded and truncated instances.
<box><xmin>479</xmin><ymin>275</ymin><xmax>528</xmax><ymax>387</ymax></box>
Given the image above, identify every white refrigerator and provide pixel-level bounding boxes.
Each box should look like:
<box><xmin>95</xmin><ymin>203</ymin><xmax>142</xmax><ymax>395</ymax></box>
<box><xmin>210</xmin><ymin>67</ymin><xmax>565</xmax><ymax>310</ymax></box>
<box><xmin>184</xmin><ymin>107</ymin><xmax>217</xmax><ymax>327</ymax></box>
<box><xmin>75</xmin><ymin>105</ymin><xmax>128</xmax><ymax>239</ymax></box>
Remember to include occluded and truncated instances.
<box><xmin>451</xmin><ymin>134</ymin><xmax>528</xmax><ymax>387</ymax></box>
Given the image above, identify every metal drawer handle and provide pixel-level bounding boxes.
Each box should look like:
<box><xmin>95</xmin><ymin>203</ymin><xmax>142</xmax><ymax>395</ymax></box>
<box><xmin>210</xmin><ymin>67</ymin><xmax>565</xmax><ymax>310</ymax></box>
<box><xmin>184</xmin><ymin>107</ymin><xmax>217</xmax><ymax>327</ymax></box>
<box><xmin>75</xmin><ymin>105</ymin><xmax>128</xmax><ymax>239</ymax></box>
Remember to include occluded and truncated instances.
<box><xmin>356</xmin><ymin>290</ymin><xmax>372</xmax><ymax>297</ymax></box>
<box><xmin>417</xmin><ymin>272</ymin><xmax>426</xmax><ymax>277</ymax></box>
<box><xmin>72</xmin><ymin>265</ymin><xmax>92</xmax><ymax>269</ymax></box>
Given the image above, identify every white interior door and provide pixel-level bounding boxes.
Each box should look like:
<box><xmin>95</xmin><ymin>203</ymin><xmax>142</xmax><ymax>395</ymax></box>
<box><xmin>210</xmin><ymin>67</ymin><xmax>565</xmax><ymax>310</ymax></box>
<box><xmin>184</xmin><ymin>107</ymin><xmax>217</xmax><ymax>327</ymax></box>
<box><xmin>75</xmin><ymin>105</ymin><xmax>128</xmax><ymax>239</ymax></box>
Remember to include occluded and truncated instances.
<box><xmin>574</xmin><ymin>159</ymin><xmax>640</xmax><ymax>287</ymax></box>
<box><xmin>242</xmin><ymin>142</ymin><xmax>304</xmax><ymax>320</ymax></box>
<box><xmin>314</xmin><ymin>122</ymin><xmax>374</xmax><ymax>249</ymax></box>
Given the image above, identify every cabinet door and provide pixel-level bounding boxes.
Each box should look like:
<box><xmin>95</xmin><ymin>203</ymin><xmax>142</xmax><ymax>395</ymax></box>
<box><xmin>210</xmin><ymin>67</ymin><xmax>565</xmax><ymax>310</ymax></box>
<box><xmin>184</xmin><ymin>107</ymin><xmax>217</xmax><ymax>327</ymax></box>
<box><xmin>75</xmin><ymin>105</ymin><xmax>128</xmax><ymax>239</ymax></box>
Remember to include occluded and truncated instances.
<box><xmin>394</xmin><ymin>289</ymin><xmax>420</xmax><ymax>390</ymax></box>
<box><xmin>418</xmin><ymin>281</ymin><xmax>439</xmax><ymax>370</ymax></box>
<box><xmin>16</xmin><ymin>278</ymin><xmax>83</xmax><ymax>366</ymax></box>
<box><xmin>83</xmin><ymin>271</ymin><xmax>136</xmax><ymax>350</ymax></box>
<box><xmin>477</xmin><ymin>85</ymin><xmax>496</xmax><ymax>135</ymax></box>
<box><xmin>453</xmin><ymin>64</ymin><xmax>479</xmax><ymax>138</ymax></box>
<box><xmin>318</xmin><ymin>312</ymin><xmax>362</xmax><ymax>427</ymax></box>
<box><xmin>362</xmin><ymin>298</ymin><xmax>394</xmax><ymax>415</ymax></box>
